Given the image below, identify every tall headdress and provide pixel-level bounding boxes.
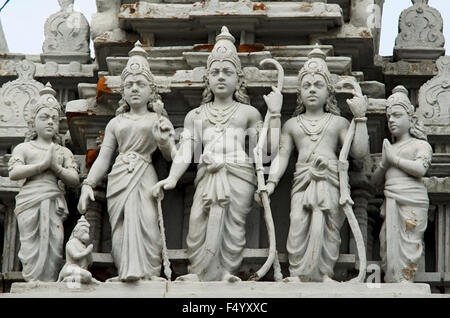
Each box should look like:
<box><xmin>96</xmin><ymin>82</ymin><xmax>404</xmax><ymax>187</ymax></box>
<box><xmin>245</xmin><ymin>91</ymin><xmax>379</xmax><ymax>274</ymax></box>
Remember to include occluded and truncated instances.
<box><xmin>298</xmin><ymin>44</ymin><xmax>332</xmax><ymax>86</ymax></box>
<box><xmin>386</xmin><ymin>85</ymin><xmax>427</xmax><ymax>141</ymax></box>
<box><xmin>70</xmin><ymin>216</ymin><xmax>91</xmax><ymax>239</ymax></box>
<box><xmin>25</xmin><ymin>82</ymin><xmax>63</xmax><ymax>142</ymax></box>
<box><xmin>121</xmin><ymin>41</ymin><xmax>154</xmax><ymax>84</ymax></box>
<box><xmin>207</xmin><ymin>26</ymin><xmax>242</xmax><ymax>72</ymax></box>
<box><xmin>386</xmin><ymin>85</ymin><xmax>415</xmax><ymax>115</ymax></box>
<box><xmin>294</xmin><ymin>45</ymin><xmax>340</xmax><ymax>116</ymax></box>
<box><xmin>31</xmin><ymin>82</ymin><xmax>61</xmax><ymax>118</ymax></box>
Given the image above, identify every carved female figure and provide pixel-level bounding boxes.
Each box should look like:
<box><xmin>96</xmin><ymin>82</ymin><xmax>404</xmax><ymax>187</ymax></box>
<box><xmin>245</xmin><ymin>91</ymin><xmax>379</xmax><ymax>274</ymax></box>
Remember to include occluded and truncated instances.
<box><xmin>152</xmin><ymin>26</ymin><xmax>282</xmax><ymax>282</ymax></box>
<box><xmin>372</xmin><ymin>85</ymin><xmax>432</xmax><ymax>283</ymax></box>
<box><xmin>77</xmin><ymin>42</ymin><xmax>176</xmax><ymax>282</ymax></box>
<box><xmin>9</xmin><ymin>83</ymin><xmax>79</xmax><ymax>282</ymax></box>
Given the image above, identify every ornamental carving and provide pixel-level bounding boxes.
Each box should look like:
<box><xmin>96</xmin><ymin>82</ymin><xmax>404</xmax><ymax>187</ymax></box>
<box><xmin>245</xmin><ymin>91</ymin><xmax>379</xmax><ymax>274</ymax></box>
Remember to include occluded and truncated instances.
<box><xmin>42</xmin><ymin>0</ymin><xmax>90</xmax><ymax>60</ymax></box>
<box><xmin>418</xmin><ymin>56</ymin><xmax>450</xmax><ymax>131</ymax></box>
<box><xmin>395</xmin><ymin>0</ymin><xmax>445</xmax><ymax>49</ymax></box>
<box><xmin>0</xmin><ymin>60</ymin><xmax>44</xmax><ymax>132</ymax></box>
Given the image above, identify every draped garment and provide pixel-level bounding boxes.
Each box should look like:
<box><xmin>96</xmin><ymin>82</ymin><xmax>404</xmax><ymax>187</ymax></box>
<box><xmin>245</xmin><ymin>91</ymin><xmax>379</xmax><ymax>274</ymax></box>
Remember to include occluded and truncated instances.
<box><xmin>186</xmin><ymin>153</ymin><xmax>256</xmax><ymax>281</ymax></box>
<box><xmin>287</xmin><ymin>160</ymin><xmax>346</xmax><ymax>281</ymax></box>
<box><xmin>379</xmin><ymin>177</ymin><xmax>429</xmax><ymax>282</ymax></box>
<box><xmin>104</xmin><ymin>114</ymin><xmax>162</xmax><ymax>281</ymax></box>
<box><xmin>14</xmin><ymin>178</ymin><xmax>68</xmax><ymax>282</ymax></box>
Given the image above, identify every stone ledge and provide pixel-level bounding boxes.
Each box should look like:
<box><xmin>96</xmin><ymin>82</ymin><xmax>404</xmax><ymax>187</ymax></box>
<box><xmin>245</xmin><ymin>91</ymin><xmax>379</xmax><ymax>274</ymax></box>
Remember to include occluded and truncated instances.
<box><xmin>6</xmin><ymin>281</ymin><xmax>441</xmax><ymax>298</ymax></box>
<box><xmin>394</xmin><ymin>47</ymin><xmax>446</xmax><ymax>62</ymax></box>
<box><xmin>0</xmin><ymin>55</ymin><xmax>97</xmax><ymax>78</ymax></box>
<box><xmin>91</xmin><ymin>250</ymin><xmax>356</xmax><ymax>269</ymax></box>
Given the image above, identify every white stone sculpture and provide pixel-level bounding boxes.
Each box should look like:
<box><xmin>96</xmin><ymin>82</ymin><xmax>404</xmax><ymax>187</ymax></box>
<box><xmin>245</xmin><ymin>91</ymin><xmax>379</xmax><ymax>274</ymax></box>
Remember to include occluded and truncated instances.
<box><xmin>0</xmin><ymin>17</ymin><xmax>8</xmax><ymax>53</ymax></box>
<box><xmin>372</xmin><ymin>86</ymin><xmax>433</xmax><ymax>283</ymax></box>
<box><xmin>418</xmin><ymin>56</ymin><xmax>450</xmax><ymax>135</ymax></box>
<box><xmin>58</xmin><ymin>216</ymin><xmax>99</xmax><ymax>285</ymax></box>
<box><xmin>91</xmin><ymin>0</ymin><xmax>125</xmax><ymax>41</ymax></box>
<box><xmin>8</xmin><ymin>83</ymin><xmax>80</xmax><ymax>282</ymax></box>
<box><xmin>42</xmin><ymin>0</ymin><xmax>91</xmax><ymax>64</ymax></box>
<box><xmin>266</xmin><ymin>47</ymin><xmax>370</xmax><ymax>282</ymax></box>
<box><xmin>77</xmin><ymin>41</ymin><xmax>177</xmax><ymax>282</ymax></box>
<box><xmin>394</xmin><ymin>0</ymin><xmax>445</xmax><ymax>60</ymax></box>
<box><xmin>0</xmin><ymin>60</ymin><xmax>45</xmax><ymax>140</ymax></box>
<box><xmin>152</xmin><ymin>26</ymin><xmax>282</xmax><ymax>282</ymax></box>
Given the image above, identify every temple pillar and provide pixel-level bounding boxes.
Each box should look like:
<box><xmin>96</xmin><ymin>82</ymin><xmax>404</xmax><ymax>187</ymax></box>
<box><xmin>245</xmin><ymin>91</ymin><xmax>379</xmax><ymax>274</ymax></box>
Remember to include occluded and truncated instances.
<box><xmin>84</xmin><ymin>200</ymin><xmax>104</xmax><ymax>253</ymax></box>
<box><xmin>349</xmin><ymin>160</ymin><xmax>374</xmax><ymax>259</ymax></box>
<box><xmin>182</xmin><ymin>184</ymin><xmax>194</xmax><ymax>249</ymax></box>
<box><xmin>349</xmin><ymin>187</ymin><xmax>371</xmax><ymax>257</ymax></box>
<box><xmin>1</xmin><ymin>199</ymin><xmax>20</xmax><ymax>273</ymax></box>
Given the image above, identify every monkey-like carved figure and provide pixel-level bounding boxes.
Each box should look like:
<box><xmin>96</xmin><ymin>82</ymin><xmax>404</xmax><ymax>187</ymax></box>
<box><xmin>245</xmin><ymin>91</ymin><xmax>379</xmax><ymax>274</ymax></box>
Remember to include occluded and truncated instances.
<box><xmin>58</xmin><ymin>216</ymin><xmax>99</xmax><ymax>285</ymax></box>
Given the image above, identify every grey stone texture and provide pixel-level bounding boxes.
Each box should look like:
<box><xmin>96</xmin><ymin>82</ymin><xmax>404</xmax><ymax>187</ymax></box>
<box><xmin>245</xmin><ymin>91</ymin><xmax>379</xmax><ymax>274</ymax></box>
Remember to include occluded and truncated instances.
<box><xmin>42</xmin><ymin>0</ymin><xmax>91</xmax><ymax>64</ymax></box>
<box><xmin>394</xmin><ymin>0</ymin><xmax>445</xmax><ymax>61</ymax></box>
<box><xmin>0</xmin><ymin>0</ymin><xmax>450</xmax><ymax>297</ymax></box>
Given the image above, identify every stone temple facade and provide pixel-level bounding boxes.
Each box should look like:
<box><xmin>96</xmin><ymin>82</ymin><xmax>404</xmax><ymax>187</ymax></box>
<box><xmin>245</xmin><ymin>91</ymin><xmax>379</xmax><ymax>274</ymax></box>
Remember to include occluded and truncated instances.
<box><xmin>0</xmin><ymin>0</ymin><xmax>449</xmax><ymax>296</ymax></box>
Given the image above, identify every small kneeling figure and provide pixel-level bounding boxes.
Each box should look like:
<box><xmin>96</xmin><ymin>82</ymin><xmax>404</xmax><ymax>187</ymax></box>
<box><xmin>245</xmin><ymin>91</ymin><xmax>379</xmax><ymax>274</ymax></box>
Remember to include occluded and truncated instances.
<box><xmin>58</xmin><ymin>216</ymin><xmax>99</xmax><ymax>284</ymax></box>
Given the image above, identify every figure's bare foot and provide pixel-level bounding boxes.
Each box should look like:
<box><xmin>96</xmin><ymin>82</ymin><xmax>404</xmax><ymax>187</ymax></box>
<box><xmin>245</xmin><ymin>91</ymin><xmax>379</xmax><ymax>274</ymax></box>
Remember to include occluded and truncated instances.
<box><xmin>106</xmin><ymin>276</ymin><xmax>120</xmax><ymax>282</ymax></box>
<box><xmin>150</xmin><ymin>275</ymin><xmax>167</xmax><ymax>282</ymax></box>
<box><xmin>25</xmin><ymin>278</ymin><xmax>39</xmax><ymax>286</ymax></box>
<box><xmin>321</xmin><ymin>275</ymin><xmax>338</xmax><ymax>283</ymax></box>
<box><xmin>122</xmin><ymin>275</ymin><xmax>140</xmax><ymax>282</ymax></box>
<box><xmin>106</xmin><ymin>275</ymin><xmax>139</xmax><ymax>282</ymax></box>
<box><xmin>283</xmin><ymin>276</ymin><xmax>301</xmax><ymax>283</ymax></box>
<box><xmin>222</xmin><ymin>272</ymin><xmax>241</xmax><ymax>283</ymax></box>
<box><xmin>399</xmin><ymin>278</ymin><xmax>413</xmax><ymax>284</ymax></box>
<box><xmin>175</xmin><ymin>274</ymin><xmax>200</xmax><ymax>282</ymax></box>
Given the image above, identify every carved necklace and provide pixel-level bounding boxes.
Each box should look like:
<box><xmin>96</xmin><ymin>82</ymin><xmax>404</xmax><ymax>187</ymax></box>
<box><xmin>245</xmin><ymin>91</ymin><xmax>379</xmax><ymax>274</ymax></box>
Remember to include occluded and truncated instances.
<box><xmin>122</xmin><ymin>112</ymin><xmax>150</xmax><ymax>121</ymax></box>
<box><xmin>30</xmin><ymin>141</ymin><xmax>52</xmax><ymax>151</ymax></box>
<box><xmin>204</xmin><ymin>101</ymin><xmax>240</xmax><ymax>132</ymax></box>
<box><xmin>393</xmin><ymin>138</ymin><xmax>414</xmax><ymax>153</ymax></box>
<box><xmin>297</xmin><ymin>112</ymin><xmax>332</xmax><ymax>141</ymax></box>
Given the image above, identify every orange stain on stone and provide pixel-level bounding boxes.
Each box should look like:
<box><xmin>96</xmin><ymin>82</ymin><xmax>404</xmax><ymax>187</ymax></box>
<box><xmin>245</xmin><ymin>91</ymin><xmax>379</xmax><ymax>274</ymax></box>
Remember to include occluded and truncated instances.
<box><xmin>97</xmin><ymin>77</ymin><xmax>112</xmax><ymax>101</ymax></box>
<box><xmin>253</xmin><ymin>3</ymin><xmax>266</xmax><ymax>11</ymax></box>
<box><xmin>86</xmin><ymin>149</ymin><xmax>99</xmax><ymax>170</ymax></box>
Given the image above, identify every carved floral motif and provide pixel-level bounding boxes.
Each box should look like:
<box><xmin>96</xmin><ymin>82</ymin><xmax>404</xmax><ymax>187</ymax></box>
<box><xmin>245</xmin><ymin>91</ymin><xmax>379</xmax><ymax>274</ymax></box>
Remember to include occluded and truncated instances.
<box><xmin>0</xmin><ymin>60</ymin><xmax>44</xmax><ymax>129</ymax></box>
<box><xmin>418</xmin><ymin>56</ymin><xmax>450</xmax><ymax>130</ymax></box>
<box><xmin>42</xmin><ymin>0</ymin><xmax>90</xmax><ymax>55</ymax></box>
<box><xmin>395</xmin><ymin>0</ymin><xmax>444</xmax><ymax>49</ymax></box>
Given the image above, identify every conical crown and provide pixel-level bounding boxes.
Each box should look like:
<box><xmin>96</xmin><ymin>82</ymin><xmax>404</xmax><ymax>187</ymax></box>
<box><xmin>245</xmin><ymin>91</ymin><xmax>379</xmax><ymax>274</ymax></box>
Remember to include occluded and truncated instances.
<box><xmin>75</xmin><ymin>216</ymin><xmax>90</xmax><ymax>231</ymax></box>
<box><xmin>121</xmin><ymin>41</ymin><xmax>154</xmax><ymax>83</ymax></box>
<box><xmin>32</xmin><ymin>82</ymin><xmax>61</xmax><ymax>117</ymax></box>
<box><xmin>71</xmin><ymin>215</ymin><xmax>91</xmax><ymax>239</ymax></box>
<box><xmin>298</xmin><ymin>44</ymin><xmax>331</xmax><ymax>86</ymax></box>
<box><xmin>386</xmin><ymin>85</ymin><xmax>415</xmax><ymax>115</ymax></box>
<box><xmin>207</xmin><ymin>26</ymin><xmax>241</xmax><ymax>72</ymax></box>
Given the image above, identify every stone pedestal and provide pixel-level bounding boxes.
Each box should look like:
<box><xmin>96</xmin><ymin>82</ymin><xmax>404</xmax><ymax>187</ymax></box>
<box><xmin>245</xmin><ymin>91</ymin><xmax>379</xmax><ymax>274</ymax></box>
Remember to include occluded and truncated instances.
<box><xmin>6</xmin><ymin>281</ymin><xmax>440</xmax><ymax>298</ymax></box>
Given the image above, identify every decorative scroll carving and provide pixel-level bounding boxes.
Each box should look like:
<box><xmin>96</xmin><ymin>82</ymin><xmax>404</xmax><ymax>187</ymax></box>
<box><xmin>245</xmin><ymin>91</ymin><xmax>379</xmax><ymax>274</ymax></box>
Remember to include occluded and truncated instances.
<box><xmin>42</xmin><ymin>0</ymin><xmax>90</xmax><ymax>63</ymax></box>
<box><xmin>418</xmin><ymin>56</ymin><xmax>450</xmax><ymax>134</ymax></box>
<box><xmin>394</xmin><ymin>0</ymin><xmax>445</xmax><ymax>60</ymax></box>
<box><xmin>0</xmin><ymin>60</ymin><xmax>44</xmax><ymax>136</ymax></box>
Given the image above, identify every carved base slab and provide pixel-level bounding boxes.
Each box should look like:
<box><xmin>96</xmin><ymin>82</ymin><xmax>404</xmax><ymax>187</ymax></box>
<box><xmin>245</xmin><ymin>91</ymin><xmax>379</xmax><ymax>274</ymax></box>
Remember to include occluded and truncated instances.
<box><xmin>5</xmin><ymin>281</ymin><xmax>443</xmax><ymax>298</ymax></box>
<box><xmin>40</xmin><ymin>53</ymin><xmax>91</xmax><ymax>64</ymax></box>
<box><xmin>394</xmin><ymin>47</ymin><xmax>445</xmax><ymax>61</ymax></box>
